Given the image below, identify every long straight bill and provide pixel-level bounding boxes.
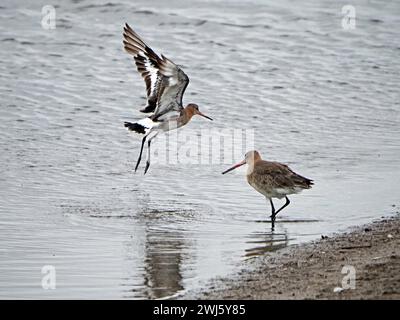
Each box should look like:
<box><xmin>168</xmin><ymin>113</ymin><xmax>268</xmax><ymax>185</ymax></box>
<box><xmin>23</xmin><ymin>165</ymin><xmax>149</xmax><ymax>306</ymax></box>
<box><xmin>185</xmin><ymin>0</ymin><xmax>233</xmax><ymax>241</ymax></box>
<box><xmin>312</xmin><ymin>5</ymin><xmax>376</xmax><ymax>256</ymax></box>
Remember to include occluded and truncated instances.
<box><xmin>198</xmin><ymin>111</ymin><xmax>213</xmax><ymax>121</ymax></box>
<box><xmin>222</xmin><ymin>160</ymin><xmax>246</xmax><ymax>174</ymax></box>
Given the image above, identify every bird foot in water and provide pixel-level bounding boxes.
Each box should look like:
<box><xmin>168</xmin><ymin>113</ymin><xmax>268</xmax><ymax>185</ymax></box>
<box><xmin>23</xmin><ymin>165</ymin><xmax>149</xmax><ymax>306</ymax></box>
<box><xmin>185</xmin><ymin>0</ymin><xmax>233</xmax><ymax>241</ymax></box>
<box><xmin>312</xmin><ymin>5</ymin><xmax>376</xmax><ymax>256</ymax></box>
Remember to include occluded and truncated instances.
<box><xmin>269</xmin><ymin>215</ymin><xmax>276</xmax><ymax>229</ymax></box>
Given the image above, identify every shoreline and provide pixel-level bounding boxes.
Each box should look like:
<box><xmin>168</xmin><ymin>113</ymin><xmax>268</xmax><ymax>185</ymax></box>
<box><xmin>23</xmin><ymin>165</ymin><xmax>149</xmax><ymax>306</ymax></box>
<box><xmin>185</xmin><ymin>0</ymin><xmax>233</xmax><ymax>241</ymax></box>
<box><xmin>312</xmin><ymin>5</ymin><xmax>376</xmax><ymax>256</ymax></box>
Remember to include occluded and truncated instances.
<box><xmin>182</xmin><ymin>216</ymin><xmax>400</xmax><ymax>299</ymax></box>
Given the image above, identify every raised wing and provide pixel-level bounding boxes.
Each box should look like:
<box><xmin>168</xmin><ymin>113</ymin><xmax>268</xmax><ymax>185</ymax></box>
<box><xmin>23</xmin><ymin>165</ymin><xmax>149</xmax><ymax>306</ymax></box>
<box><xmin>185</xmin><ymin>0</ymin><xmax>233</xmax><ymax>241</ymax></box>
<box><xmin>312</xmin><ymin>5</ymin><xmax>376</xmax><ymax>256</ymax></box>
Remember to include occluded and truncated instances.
<box><xmin>123</xmin><ymin>23</ymin><xmax>189</xmax><ymax>118</ymax></box>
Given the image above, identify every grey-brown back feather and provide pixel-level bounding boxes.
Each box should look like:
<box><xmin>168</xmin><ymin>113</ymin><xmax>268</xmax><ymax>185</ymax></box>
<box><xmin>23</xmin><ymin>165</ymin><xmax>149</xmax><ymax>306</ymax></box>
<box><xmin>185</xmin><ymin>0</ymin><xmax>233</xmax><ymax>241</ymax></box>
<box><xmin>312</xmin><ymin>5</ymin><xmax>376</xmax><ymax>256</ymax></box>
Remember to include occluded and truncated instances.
<box><xmin>249</xmin><ymin>161</ymin><xmax>313</xmax><ymax>191</ymax></box>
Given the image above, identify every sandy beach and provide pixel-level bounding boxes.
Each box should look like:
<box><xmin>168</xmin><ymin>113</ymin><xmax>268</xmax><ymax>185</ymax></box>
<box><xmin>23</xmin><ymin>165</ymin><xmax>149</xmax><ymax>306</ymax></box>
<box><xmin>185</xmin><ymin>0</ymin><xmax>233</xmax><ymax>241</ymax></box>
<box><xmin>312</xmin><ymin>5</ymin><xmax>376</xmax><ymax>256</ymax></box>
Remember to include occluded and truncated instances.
<box><xmin>183</xmin><ymin>216</ymin><xmax>400</xmax><ymax>299</ymax></box>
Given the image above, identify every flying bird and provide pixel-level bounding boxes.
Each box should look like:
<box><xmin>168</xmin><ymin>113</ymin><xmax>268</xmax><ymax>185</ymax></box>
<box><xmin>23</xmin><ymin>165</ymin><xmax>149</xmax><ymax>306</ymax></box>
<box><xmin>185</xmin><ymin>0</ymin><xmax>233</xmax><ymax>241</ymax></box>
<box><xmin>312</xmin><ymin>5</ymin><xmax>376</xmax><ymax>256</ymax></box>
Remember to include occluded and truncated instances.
<box><xmin>122</xmin><ymin>23</ymin><xmax>213</xmax><ymax>174</ymax></box>
<box><xmin>222</xmin><ymin>150</ymin><xmax>313</xmax><ymax>229</ymax></box>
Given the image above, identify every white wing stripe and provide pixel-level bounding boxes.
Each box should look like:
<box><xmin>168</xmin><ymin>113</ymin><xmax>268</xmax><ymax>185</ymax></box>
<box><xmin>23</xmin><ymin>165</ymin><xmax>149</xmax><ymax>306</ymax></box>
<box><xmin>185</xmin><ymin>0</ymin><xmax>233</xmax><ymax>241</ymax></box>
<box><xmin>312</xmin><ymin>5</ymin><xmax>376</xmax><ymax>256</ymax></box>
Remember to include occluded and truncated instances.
<box><xmin>123</xmin><ymin>23</ymin><xmax>190</xmax><ymax>117</ymax></box>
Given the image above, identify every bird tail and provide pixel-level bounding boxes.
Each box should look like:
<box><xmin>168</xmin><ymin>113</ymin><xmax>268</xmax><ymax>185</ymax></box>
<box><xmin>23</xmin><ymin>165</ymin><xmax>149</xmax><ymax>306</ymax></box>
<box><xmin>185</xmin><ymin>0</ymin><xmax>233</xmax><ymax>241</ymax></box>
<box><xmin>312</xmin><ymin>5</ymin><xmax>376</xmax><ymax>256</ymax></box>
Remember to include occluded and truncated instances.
<box><xmin>302</xmin><ymin>177</ymin><xmax>314</xmax><ymax>189</ymax></box>
<box><xmin>293</xmin><ymin>173</ymin><xmax>314</xmax><ymax>189</ymax></box>
<box><xmin>124</xmin><ymin>117</ymin><xmax>157</xmax><ymax>135</ymax></box>
<box><xmin>124</xmin><ymin>122</ymin><xmax>147</xmax><ymax>134</ymax></box>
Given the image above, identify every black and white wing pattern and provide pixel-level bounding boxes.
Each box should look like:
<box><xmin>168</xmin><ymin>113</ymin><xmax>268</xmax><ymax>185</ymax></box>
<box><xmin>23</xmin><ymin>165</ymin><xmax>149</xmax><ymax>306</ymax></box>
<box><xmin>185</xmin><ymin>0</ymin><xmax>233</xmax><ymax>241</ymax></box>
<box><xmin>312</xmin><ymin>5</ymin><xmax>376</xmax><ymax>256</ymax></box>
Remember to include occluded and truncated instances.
<box><xmin>123</xmin><ymin>23</ymin><xmax>189</xmax><ymax>119</ymax></box>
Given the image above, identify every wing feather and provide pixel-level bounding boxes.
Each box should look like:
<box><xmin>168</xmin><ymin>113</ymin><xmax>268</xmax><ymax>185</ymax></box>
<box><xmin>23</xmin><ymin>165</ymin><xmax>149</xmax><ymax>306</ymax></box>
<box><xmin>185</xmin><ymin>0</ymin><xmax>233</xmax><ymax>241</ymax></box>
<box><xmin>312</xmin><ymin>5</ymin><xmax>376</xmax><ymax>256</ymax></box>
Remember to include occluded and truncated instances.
<box><xmin>123</xmin><ymin>23</ymin><xmax>190</xmax><ymax>117</ymax></box>
<box><xmin>253</xmin><ymin>162</ymin><xmax>313</xmax><ymax>190</ymax></box>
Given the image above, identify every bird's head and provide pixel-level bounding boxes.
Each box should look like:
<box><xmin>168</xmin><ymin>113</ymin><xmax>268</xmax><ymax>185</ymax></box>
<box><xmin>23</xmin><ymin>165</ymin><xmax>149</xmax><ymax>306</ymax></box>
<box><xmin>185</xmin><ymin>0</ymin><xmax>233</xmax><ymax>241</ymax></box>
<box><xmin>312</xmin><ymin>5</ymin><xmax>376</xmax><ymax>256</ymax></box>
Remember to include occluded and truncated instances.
<box><xmin>222</xmin><ymin>150</ymin><xmax>261</xmax><ymax>174</ymax></box>
<box><xmin>185</xmin><ymin>104</ymin><xmax>213</xmax><ymax>121</ymax></box>
<box><xmin>244</xmin><ymin>150</ymin><xmax>261</xmax><ymax>163</ymax></box>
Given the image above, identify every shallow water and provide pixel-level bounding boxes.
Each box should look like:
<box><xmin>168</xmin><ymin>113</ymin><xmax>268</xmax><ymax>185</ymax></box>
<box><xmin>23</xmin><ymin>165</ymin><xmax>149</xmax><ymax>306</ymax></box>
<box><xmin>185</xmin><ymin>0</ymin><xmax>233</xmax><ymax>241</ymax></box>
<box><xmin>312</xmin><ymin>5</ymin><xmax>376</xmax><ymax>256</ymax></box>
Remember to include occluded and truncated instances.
<box><xmin>1</xmin><ymin>0</ymin><xmax>399</xmax><ymax>299</ymax></box>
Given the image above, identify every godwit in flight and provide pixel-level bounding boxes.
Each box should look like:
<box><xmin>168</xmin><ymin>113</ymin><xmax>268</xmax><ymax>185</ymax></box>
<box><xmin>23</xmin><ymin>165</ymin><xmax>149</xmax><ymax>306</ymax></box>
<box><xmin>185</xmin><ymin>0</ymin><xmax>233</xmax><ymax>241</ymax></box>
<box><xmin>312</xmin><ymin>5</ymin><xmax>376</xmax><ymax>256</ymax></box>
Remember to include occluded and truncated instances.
<box><xmin>222</xmin><ymin>150</ymin><xmax>313</xmax><ymax>229</ymax></box>
<box><xmin>122</xmin><ymin>23</ymin><xmax>213</xmax><ymax>174</ymax></box>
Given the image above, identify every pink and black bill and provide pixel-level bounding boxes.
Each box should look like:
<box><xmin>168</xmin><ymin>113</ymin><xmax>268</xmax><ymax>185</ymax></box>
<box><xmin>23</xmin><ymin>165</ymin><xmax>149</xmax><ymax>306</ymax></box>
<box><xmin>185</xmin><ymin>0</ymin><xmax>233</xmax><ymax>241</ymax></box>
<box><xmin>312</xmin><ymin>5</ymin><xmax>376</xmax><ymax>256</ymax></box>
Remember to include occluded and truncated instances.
<box><xmin>222</xmin><ymin>160</ymin><xmax>246</xmax><ymax>174</ymax></box>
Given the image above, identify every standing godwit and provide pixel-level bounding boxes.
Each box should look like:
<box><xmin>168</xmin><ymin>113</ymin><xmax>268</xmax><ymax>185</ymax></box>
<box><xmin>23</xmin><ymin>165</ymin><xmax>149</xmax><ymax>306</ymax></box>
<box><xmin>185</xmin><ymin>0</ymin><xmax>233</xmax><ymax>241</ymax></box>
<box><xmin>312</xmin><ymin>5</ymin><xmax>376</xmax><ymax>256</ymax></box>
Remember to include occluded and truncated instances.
<box><xmin>122</xmin><ymin>23</ymin><xmax>213</xmax><ymax>174</ymax></box>
<box><xmin>222</xmin><ymin>150</ymin><xmax>313</xmax><ymax>229</ymax></box>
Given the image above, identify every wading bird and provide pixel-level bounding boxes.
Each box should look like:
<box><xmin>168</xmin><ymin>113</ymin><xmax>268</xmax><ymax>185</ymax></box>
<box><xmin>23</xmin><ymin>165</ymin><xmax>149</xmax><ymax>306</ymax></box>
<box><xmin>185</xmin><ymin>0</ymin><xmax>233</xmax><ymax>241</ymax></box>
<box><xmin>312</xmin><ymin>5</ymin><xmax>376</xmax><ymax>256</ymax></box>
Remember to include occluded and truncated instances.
<box><xmin>122</xmin><ymin>23</ymin><xmax>213</xmax><ymax>174</ymax></box>
<box><xmin>222</xmin><ymin>150</ymin><xmax>313</xmax><ymax>229</ymax></box>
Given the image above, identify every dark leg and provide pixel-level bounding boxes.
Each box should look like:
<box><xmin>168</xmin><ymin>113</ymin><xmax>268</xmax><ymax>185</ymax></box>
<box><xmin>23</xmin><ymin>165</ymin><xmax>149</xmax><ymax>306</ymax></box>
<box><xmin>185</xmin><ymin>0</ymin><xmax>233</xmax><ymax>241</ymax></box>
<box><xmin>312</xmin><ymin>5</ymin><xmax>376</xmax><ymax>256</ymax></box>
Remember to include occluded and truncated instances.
<box><xmin>275</xmin><ymin>196</ymin><xmax>290</xmax><ymax>216</ymax></box>
<box><xmin>269</xmin><ymin>198</ymin><xmax>276</xmax><ymax>229</ymax></box>
<box><xmin>144</xmin><ymin>139</ymin><xmax>151</xmax><ymax>174</ymax></box>
<box><xmin>135</xmin><ymin>135</ymin><xmax>147</xmax><ymax>172</ymax></box>
<box><xmin>144</xmin><ymin>132</ymin><xmax>158</xmax><ymax>175</ymax></box>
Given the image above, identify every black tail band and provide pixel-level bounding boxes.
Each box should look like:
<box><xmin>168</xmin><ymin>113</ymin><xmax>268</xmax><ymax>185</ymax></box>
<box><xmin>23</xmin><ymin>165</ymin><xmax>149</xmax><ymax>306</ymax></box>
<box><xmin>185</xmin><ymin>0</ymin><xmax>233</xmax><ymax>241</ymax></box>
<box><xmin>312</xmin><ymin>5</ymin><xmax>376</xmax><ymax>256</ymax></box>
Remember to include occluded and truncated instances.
<box><xmin>124</xmin><ymin>122</ymin><xmax>146</xmax><ymax>134</ymax></box>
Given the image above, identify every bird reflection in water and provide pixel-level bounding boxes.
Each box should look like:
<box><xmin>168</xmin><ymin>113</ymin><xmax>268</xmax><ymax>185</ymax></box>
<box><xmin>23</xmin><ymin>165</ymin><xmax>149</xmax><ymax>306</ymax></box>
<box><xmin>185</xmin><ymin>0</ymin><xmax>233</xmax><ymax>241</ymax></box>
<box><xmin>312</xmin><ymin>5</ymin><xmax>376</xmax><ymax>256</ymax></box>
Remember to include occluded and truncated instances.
<box><xmin>142</xmin><ymin>228</ymin><xmax>186</xmax><ymax>299</ymax></box>
<box><xmin>137</xmin><ymin>207</ymin><xmax>195</xmax><ymax>299</ymax></box>
<box><xmin>244</xmin><ymin>231</ymin><xmax>289</xmax><ymax>258</ymax></box>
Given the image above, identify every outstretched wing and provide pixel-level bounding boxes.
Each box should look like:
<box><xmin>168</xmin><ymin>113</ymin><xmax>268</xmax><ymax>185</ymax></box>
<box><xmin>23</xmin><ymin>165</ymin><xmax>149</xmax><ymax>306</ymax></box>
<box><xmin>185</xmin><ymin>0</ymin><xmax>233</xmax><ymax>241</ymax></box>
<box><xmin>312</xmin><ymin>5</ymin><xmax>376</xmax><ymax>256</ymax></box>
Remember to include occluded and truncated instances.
<box><xmin>153</xmin><ymin>54</ymin><xmax>189</xmax><ymax>119</ymax></box>
<box><xmin>123</xmin><ymin>23</ymin><xmax>163</xmax><ymax>113</ymax></box>
<box><xmin>123</xmin><ymin>23</ymin><xmax>189</xmax><ymax>118</ymax></box>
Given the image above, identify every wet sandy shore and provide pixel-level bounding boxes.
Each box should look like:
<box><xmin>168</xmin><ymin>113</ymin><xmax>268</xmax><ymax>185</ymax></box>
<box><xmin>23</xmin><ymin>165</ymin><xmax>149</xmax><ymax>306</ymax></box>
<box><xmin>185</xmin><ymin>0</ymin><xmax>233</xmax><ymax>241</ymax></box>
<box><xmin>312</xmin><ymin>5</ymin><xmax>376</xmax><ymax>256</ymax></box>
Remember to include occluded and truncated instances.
<box><xmin>183</xmin><ymin>216</ymin><xmax>400</xmax><ymax>299</ymax></box>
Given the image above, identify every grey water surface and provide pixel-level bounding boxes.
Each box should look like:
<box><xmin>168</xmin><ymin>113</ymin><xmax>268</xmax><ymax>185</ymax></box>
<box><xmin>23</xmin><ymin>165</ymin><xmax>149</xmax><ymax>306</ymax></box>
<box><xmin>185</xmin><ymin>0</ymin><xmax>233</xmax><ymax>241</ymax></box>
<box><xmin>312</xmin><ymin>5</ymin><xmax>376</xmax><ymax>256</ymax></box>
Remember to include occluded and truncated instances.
<box><xmin>0</xmin><ymin>0</ymin><xmax>399</xmax><ymax>299</ymax></box>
